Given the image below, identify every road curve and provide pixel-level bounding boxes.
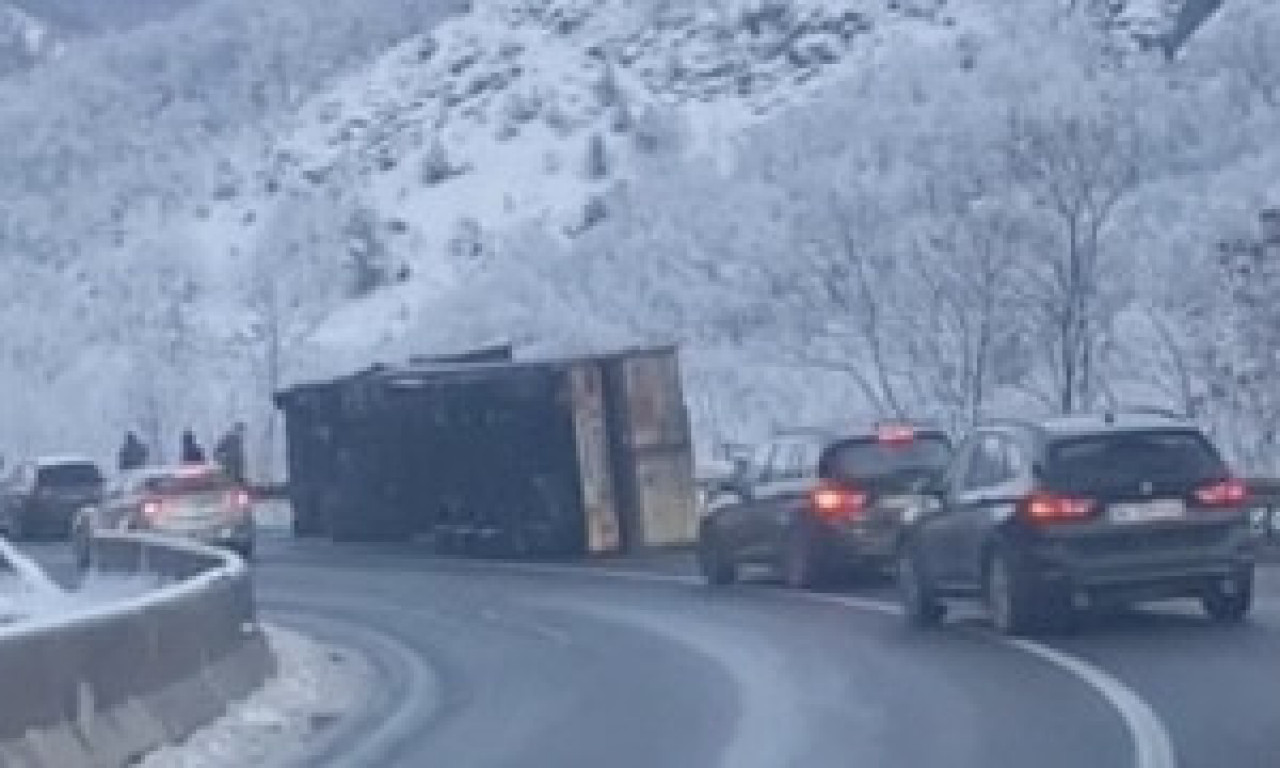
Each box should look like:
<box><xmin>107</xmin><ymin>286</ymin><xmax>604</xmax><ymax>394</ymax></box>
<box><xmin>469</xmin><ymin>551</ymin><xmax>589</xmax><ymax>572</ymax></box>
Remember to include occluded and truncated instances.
<box><xmin>251</xmin><ymin>539</ymin><xmax>1133</xmax><ymax>768</ymax></box>
<box><xmin>20</xmin><ymin>538</ymin><xmax>1280</xmax><ymax>768</ymax></box>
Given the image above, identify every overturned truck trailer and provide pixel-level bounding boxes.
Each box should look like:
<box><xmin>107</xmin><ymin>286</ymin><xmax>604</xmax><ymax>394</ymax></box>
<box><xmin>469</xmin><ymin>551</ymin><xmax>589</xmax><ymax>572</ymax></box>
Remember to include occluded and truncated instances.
<box><xmin>273</xmin><ymin>345</ymin><xmax>698</xmax><ymax>557</ymax></box>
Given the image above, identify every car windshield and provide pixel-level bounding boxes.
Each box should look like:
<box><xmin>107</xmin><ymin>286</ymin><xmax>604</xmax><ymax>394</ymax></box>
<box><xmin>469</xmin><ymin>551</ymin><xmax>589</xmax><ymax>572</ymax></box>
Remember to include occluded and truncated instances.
<box><xmin>1044</xmin><ymin>430</ymin><xmax>1225</xmax><ymax>486</ymax></box>
<box><xmin>37</xmin><ymin>463</ymin><xmax>102</xmax><ymax>486</ymax></box>
<box><xmin>820</xmin><ymin>436</ymin><xmax>952</xmax><ymax>482</ymax></box>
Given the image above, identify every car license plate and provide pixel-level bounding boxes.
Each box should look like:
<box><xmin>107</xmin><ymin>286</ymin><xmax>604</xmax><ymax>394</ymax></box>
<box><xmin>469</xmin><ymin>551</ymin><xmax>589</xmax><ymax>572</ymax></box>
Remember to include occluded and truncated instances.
<box><xmin>1108</xmin><ymin>499</ymin><xmax>1185</xmax><ymax>524</ymax></box>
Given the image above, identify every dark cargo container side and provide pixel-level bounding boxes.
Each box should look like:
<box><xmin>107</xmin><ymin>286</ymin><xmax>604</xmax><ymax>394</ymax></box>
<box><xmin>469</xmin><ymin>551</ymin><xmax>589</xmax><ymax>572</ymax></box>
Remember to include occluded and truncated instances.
<box><xmin>274</xmin><ymin>344</ymin><xmax>695</xmax><ymax>556</ymax></box>
<box><xmin>385</xmin><ymin>366</ymin><xmax>588</xmax><ymax>557</ymax></box>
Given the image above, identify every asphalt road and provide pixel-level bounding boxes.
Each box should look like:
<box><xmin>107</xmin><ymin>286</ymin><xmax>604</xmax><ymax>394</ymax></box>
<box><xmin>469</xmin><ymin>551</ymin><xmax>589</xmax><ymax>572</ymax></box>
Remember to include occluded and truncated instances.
<box><xmin>20</xmin><ymin>536</ymin><xmax>1280</xmax><ymax>768</ymax></box>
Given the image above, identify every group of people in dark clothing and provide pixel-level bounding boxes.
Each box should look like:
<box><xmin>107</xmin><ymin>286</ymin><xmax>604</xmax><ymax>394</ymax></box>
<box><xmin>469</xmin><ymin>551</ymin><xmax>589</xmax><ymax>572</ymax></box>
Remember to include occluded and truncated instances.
<box><xmin>117</xmin><ymin>423</ymin><xmax>248</xmax><ymax>483</ymax></box>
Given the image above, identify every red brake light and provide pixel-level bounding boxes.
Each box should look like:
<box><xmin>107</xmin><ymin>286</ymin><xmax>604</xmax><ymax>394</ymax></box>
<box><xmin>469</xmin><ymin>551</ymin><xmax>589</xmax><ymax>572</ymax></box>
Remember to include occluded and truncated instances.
<box><xmin>809</xmin><ymin>482</ymin><xmax>867</xmax><ymax>524</ymax></box>
<box><xmin>1020</xmin><ymin>493</ymin><xmax>1095</xmax><ymax>525</ymax></box>
<box><xmin>877</xmin><ymin>425</ymin><xmax>915</xmax><ymax>443</ymax></box>
<box><xmin>1194</xmin><ymin>479</ymin><xmax>1247</xmax><ymax>506</ymax></box>
<box><xmin>141</xmin><ymin>499</ymin><xmax>164</xmax><ymax>524</ymax></box>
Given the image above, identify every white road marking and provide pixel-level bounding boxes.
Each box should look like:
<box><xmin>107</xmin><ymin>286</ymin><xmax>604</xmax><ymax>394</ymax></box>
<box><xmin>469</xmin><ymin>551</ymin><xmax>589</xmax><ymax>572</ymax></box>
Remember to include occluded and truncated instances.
<box><xmin>995</xmin><ymin>635</ymin><xmax>1177</xmax><ymax>768</ymax></box>
<box><xmin>487</xmin><ymin>561</ymin><xmax>1178</xmax><ymax>768</ymax></box>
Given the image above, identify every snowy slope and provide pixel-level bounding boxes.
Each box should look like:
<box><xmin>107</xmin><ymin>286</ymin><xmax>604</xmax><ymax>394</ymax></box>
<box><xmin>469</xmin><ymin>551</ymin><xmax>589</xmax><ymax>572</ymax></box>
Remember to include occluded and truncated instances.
<box><xmin>0</xmin><ymin>0</ymin><xmax>1268</xmax><ymax>469</ymax></box>
<box><xmin>0</xmin><ymin>2</ymin><xmax>63</xmax><ymax>73</ymax></box>
<box><xmin>189</xmin><ymin>0</ymin><xmax>978</xmax><ymax>373</ymax></box>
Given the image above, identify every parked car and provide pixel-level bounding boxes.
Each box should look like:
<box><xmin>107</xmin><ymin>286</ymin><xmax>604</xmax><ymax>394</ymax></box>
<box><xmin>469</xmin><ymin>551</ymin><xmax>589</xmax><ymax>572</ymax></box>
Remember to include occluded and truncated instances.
<box><xmin>698</xmin><ymin>423</ymin><xmax>953</xmax><ymax>588</ymax></box>
<box><xmin>897</xmin><ymin>412</ymin><xmax>1256</xmax><ymax>634</ymax></box>
<box><xmin>0</xmin><ymin>456</ymin><xmax>104</xmax><ymax>541</ymax></box>
<box><xmin>72</xmin><ymin>463</ymin><xmax>255</xmax><ymax>567</ymax></box>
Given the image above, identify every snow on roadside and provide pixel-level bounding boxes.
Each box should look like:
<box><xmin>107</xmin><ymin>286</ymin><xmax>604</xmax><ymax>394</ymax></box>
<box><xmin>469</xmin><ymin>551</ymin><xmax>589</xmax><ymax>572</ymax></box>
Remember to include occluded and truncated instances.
<box><xmin>0</xmin><ymin>537</ymin><xmax>161</xmax><ymax>624</ymax></box>
<box><xmin>136</xmin><ymin>625</ymin><xmax>371</xmax><ymax>768</ymax></box>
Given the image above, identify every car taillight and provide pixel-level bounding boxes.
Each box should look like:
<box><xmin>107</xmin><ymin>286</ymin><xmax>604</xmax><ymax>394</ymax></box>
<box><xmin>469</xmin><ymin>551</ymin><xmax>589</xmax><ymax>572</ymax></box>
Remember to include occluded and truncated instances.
<box><xmin>1019</xmin><ymin>493</ymin><xmax>1095</xmax><ymax>525</ymax></box>
<box><xmin>877</xmin><ymin>424</ymin><xmax>915</xmax><ymax>443</ymax></box>
<box><xmin>809</xmin><ymin>482</ymin><xmax>867</xmax><ymax>524</ymax></box>
<box><xmin>141</xmin><ymin>499</ymin><xmax>164</xmax><ymax>524</ymax></box>
<box><xmin>220</xmin><ymin>488</ymin><xmax>252</xmax><ymax>520</ymax></box>
<box><xmin>1194</xmin><ymin>479</ymin><xmax>1248</xmax><ymax>506</ymax></box>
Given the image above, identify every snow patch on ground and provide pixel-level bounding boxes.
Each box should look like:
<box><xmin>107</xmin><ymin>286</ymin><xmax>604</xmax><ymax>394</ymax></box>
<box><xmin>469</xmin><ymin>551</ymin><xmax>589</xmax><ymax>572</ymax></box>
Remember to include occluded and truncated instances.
<box><xmin>137</xmin><ymin>625</ymin><xmax>371</xmax><ymax>768</ymax></box>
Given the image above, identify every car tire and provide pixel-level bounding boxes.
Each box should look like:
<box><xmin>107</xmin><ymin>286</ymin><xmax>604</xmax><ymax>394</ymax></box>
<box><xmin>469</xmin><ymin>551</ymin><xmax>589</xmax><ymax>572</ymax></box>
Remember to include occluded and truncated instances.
<box><xmin>697</xmin><ymin>523</ymin><xmax>736</xmax><ymax>586</ymax></box>
<box><xmin>986</xmin><ymin>550</ymin><xmax>1043</xmax><ymax>635</ymax></box>
<box><xmin>898</xmin><ymin>545</ymin><xmax>945</xmax><ymax>628</ymax></box>
<box><xmin>782</xmin><ymin>527</ymin><xmax>825</xmax><ymax>590</ymax></box>
<box><xmin>73</xmin><ymin>527</ymin><xmax>92</xmax><ymax>570</ymax></box>
<box><xmin>7</xmin><ymin>514</ymin><xmax>24</xmax><ymax>543</ymax></box>
<box><xmin>1203</xmin><ymin>570</ymin><xmax>1253</xmax><ymax>624</ymax></box>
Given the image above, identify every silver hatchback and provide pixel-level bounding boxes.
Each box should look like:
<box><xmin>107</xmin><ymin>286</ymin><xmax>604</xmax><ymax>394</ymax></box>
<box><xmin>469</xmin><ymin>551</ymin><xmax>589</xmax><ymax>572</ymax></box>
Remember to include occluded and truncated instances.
<box><xmin>73</xmin><ymin>464</ymin><xmax>255</xmax><ymax>566</ymax></box>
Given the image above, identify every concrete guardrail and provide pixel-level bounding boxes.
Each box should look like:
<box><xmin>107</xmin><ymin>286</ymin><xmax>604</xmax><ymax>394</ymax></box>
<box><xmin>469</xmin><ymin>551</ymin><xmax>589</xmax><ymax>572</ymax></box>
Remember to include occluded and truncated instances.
<box><xmin>0</xmin><ymin>533</ymin><xmax>274</xmax><ymax>767</ymax></box>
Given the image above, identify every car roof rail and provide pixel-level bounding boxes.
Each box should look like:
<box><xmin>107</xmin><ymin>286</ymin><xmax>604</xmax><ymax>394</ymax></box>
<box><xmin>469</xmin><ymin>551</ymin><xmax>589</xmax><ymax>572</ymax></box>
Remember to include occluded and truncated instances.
<box><xmin>978</xmin><ymin>416</ymin><xmax>1035</xmax><ymax>430</ymax></box>
<box><xmin>1109</xmin><ymin>405</ymin><xmax>1190</xmax><ymax>421</ymax></box>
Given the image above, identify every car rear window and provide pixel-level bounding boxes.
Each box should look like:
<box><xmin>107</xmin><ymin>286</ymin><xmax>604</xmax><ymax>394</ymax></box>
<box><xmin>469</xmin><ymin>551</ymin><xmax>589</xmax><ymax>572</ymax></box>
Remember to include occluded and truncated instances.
<box><xmin>37</xmin><ymin>463</ymin><xmax>102</xmax><ymax>486</ymax></box>
<box><xmin>143</xmin><ymin>472</ymin><xmax>235</xmax><ymax>496</ymax></box>
<box><xmin>819</xmin><ymin>435</ymin><xmax>952</xmax><ymax>482</ymax></box>
<box><xmin>1044</xmin><ymin>430</ymin><xmax>1225</xmax><ymax>486</ymax></box>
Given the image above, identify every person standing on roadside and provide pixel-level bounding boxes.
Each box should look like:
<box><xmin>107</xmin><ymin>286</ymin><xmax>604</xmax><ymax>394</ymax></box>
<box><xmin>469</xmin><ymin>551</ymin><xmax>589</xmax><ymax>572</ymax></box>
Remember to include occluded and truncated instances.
<box><xmin>214</xmin><ymin>422</ymin><xmax>247</xmax><ymax>484</ymax></box>
<box><xmin>180</xmin><ymin>430</ymin><xmax>205</xmax><ymax>464</ymax></box>
<box><xmin>118</xmin><ymin>431</ymin><xmax>148</xmax><ymax>471</ymax></box>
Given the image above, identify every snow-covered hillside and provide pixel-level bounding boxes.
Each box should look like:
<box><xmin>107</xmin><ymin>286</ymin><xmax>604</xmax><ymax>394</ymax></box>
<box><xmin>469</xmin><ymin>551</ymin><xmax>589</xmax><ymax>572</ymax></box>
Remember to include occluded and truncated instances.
<box><xmin>0</xmin><ymin>0</ymin><xmax>1277</xmax><ymax>473</ymax></box>
<box><xmin>0</xmin><ymin>3</ymin><xmax>62</xmax><ymax>74</ymax></box>
<box><xmin>189</xmin><ymin>0</ymin><xmax>975</xmax><ymax>372</ymax></box>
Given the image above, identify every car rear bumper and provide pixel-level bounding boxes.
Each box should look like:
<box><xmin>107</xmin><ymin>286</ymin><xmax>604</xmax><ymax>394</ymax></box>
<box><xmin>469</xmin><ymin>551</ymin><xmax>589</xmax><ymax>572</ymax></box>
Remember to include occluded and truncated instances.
<box><xmin>1025</xmin><ymin>526</ymin><xmax>1254</xmax><ymax>603</ymax></box>
<box><xmin>148</xmin><ymin>521</ymin><xmax>254</xmax><ymax>550</ymax></box>
<box><xmin>818</xmin><ymin>523</ymin><xmax>902</xmax><ymax>566</ymax></box>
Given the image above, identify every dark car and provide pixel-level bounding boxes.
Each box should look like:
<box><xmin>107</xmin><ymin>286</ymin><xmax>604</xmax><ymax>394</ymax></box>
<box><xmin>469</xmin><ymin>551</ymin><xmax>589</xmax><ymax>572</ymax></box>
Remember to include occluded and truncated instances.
<box><xmin>72</xmin><ymin>463</ymin><xmax>255</xmax><ymax>567</ymax></box>
<box><xmin>0</xmin><ymin>457</ymin><xmax>104</xmax><ymax>540</ymax></box>
<box><xmin>897</xmin><ymin>413</ymin><xmax>1256</xmax><ymax>634</ymax></box>
<box><xmin>698</xmin><ymin>423</ymin><xmax>953</xmax><ymax>588</ymax></box>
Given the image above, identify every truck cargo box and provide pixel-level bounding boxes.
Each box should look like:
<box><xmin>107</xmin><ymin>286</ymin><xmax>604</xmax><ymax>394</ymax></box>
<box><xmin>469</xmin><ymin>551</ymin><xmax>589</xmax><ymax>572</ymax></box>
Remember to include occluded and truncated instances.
<box><xmin>274</xmin><ymin>345</ymin><xmax>696</xmax><ymax>557</ymax></box>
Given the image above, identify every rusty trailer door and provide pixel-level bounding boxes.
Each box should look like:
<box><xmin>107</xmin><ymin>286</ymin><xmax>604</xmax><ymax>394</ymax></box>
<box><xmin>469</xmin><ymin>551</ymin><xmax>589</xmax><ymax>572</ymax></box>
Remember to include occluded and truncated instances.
<box><xmin>568</xmin><ymin>360</ymin><xmax>622</xmax><ymax>554</ymax></box>
<box><xmin>608</xmin><ymin>348</ymin><xmax>697</xmax><ymax>549</ymax></box>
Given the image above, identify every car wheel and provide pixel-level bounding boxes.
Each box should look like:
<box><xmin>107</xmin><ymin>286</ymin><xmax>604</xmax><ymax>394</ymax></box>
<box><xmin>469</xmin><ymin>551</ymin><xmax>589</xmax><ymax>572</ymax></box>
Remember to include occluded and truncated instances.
<box><xmin>986</xmin><ymin>550</ymin><xmax>1041</xmax><ymax>635</ymax></box>
<box><xmin>1203</xmin><ymin>570</ymin><xmax>1253</xmax><ymax>624</ymax></box>
<box><xmin>697</xmin><ymin>523</ymin><xmax>736</xmax><ymax>586</ymax></box>
<box><xmin>782</xmin><ymin>527</ymin><xmax>824</xmax><ymax>590</ymax></box>
<box><xmin>73</xmin><ymin>528</ymin><xmax>92</xmax><ymax>570</ymax></box>
<box><xmin>898</xmin><ymin>546</ymin><xmax>945</xmax><ymax>628</ymax></box>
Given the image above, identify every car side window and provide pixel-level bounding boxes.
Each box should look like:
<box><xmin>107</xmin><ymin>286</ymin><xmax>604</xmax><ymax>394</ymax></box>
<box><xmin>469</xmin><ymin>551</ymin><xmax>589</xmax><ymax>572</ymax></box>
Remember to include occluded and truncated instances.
<box><xmin>763</xmin><ymin>441</ymin><xmax>797</xmax><ymax>482</ymax></box>
<box><xmin>963</xmin><ymin>435</ymin><xmax>1013</xmax><ymax>491</ymax></box>
<box><xmin>1002</xmin><ymin>439</ymin><xmax>1029</xmax><ymax>482</ymax></box>
<box><xmin>796</xmin><ymin>441</ymin><xmax>822</xmax><ymax>479</ymax></box>
<box><xmin>961</xmin><ymin>438</ymin><xmax>993</xmax><ymax>490</ymax></box>
<box><xmin>15</xmin><ymin>464</ymin><xmax>33</xmax><ymax>491</ymax></box>
<box><xmin>943</xmin><ymin>437</ymin><xmax>979</xmax><ymax>497</ymax></box>
<box><xmin>778</xmin><ymin>441</ymin><xmax>817</xmax><ymax>481</ymax></box>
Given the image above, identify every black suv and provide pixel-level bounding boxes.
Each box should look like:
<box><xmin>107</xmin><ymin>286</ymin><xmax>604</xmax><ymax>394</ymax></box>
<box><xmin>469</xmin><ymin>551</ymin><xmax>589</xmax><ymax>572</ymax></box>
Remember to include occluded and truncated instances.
<box><xmin>698</xmin><ymin>423</ymin><xmax>952</xmax><ymax>588</ymax></box>
<box><xmin>0</xmin><ymin>457</ymin><xmax>104</xmax><ymax>540</ymax></box>
<box><xmin>898</xmin><ymin>413</ymin><xmax>1256</xmax><ymax>634</ymax></box>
